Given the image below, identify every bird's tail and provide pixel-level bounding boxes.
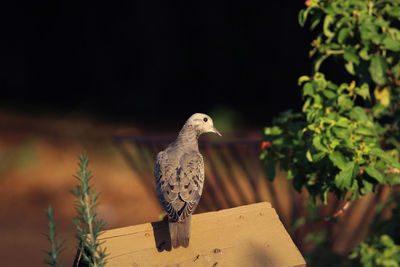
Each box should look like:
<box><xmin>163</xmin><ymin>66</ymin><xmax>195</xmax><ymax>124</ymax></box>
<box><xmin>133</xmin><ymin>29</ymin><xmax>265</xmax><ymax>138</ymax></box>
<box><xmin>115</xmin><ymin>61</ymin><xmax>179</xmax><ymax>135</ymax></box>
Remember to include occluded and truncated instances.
<box><xmin>169</xmin><ymin>216</ymin><xmax>191</xmax><ymax>248</ymax></box>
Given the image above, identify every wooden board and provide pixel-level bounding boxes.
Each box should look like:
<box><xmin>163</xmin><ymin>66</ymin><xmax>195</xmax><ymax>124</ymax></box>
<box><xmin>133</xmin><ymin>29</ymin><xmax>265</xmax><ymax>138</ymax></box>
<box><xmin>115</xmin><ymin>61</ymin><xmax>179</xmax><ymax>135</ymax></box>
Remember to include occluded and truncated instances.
<box><xmin>88</xmin><ymin>202</ymin><xmax>306</xmax><ymax>267</ymax></box>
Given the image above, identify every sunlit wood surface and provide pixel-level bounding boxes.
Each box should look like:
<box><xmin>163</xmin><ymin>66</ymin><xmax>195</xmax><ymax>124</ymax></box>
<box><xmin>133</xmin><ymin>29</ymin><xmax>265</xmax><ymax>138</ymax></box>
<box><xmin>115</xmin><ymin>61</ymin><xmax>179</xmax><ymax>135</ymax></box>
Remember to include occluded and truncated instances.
<box><xmin>80</xmin><ymin>202</ymin><xmax>306</xmax><ymax>267</ymax></box>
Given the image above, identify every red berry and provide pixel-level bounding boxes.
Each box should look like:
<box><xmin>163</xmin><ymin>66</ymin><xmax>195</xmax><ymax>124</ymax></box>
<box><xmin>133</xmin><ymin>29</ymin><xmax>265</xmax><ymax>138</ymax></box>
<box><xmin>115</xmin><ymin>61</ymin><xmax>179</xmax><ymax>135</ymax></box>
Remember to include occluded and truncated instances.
<box><xmin>261</xmin><ymin>141</ymin><xmax>272</xmax><ymax>150</ymax></box>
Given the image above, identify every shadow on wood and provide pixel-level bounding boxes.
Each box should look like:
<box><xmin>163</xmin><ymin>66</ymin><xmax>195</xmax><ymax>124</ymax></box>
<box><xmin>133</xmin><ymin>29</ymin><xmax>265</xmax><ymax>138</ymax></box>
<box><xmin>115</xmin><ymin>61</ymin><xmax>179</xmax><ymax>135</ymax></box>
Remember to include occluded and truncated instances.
<box><xmin>151</xmin><ymin>220</ymin><xmax>172</xmax><ymax>252</ymax></box>
<box><xmin>74</xmin><ymin>202</ymin><xmax>306</xmax><ymax>267</ymax></box>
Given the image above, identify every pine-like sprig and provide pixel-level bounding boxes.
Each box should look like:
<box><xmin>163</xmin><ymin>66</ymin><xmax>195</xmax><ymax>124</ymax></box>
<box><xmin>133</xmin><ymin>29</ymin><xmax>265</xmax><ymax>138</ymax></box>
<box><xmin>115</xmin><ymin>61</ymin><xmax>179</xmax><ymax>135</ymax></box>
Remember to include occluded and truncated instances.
<box><xmin>71</xmin><ymin>152</ymin><xmax>107</xmax><ymax>267</ymax></box>
<box><xmin>43</xmin><ymin>206</ymin><xmax>65</xmax><ymax>267</ymax></box>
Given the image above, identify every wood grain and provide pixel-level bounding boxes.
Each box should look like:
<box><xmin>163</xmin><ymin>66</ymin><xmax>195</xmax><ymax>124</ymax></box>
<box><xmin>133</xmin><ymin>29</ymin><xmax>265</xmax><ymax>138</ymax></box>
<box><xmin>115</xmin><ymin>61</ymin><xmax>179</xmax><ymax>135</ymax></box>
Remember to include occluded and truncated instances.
<box><xmin>78</xmin><ymin>202</ymin><xmax>306</xmax><ymax>267</ymax></box>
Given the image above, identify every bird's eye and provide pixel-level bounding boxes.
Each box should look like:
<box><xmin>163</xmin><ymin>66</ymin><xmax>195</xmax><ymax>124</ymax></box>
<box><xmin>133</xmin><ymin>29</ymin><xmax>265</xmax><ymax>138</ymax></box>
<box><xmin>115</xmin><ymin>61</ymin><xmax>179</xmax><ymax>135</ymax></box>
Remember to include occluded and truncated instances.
<box><xmin>203</xmin><ymin>117</ymin><xmax>208</xmax><ymax>122</ymax></box>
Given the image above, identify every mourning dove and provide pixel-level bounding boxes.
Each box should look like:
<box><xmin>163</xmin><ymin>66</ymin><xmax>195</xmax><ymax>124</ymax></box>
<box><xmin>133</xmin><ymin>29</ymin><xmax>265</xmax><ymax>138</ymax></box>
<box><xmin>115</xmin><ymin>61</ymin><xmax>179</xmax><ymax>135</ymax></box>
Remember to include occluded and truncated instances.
<box><xmin>154</xmin><ymin>113</ymin><xmax>221</xmax><ymax>248</ymax></box>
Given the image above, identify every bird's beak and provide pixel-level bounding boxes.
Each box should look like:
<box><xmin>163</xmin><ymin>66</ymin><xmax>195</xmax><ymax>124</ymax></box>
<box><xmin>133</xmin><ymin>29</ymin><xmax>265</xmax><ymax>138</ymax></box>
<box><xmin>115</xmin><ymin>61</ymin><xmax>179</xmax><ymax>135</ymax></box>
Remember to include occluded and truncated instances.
<box><xmin>212</xmin><ymin>126</ymin><xmax>222</xmax><ymax>136</ymax></box>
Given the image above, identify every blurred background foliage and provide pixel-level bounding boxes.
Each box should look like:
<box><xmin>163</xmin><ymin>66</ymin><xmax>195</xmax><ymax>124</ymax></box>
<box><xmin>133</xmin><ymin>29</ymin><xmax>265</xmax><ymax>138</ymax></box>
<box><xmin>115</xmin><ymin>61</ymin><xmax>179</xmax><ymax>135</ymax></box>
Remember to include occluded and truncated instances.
<box><xmin>262</xmin><ymin>0</ymin><xmax>400</xmax><ymax>266</ymax></box>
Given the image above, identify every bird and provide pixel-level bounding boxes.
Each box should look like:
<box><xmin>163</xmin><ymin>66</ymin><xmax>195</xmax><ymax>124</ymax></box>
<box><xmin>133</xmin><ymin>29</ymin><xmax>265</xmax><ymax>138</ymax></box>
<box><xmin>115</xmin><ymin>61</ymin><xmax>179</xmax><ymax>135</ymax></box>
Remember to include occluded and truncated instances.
<box><xmin>154</xmin><ymin>113</ymin><xmax>221</xmax><ymax>248</ymax></box>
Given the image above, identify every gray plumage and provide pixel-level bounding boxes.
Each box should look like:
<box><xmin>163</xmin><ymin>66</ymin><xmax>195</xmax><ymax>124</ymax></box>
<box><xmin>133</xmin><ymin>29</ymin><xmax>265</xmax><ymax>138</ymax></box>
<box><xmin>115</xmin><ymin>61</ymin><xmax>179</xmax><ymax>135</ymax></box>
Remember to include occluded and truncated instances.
<box><xmin>154</xmin><ymin>113</ymin><xmax>221</xmax><ymax>248</ymax></box>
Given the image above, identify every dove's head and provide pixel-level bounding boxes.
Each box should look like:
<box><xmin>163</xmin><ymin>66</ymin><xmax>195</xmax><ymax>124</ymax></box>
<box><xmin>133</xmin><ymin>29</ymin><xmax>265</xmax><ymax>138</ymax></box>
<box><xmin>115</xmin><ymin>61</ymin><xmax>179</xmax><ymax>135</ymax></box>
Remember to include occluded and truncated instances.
<box><xmin>185</xmin><ymin>113</ymin><xmax>222</xmax><ymax>137</ymax></box>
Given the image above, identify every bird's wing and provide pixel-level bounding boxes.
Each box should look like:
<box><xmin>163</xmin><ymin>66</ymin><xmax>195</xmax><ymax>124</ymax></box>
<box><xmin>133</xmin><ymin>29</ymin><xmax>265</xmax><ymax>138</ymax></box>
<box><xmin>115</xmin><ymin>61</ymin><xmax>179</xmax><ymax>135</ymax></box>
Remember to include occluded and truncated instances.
<box><xmin>177</xmin><ymin>151</ymin><xmax>204</xmax><ymax>218</ymax></box>
<box><xmin>155</xmin><ymin>150</ymin><xmax>204</xmax><ymax>222</ymax></box>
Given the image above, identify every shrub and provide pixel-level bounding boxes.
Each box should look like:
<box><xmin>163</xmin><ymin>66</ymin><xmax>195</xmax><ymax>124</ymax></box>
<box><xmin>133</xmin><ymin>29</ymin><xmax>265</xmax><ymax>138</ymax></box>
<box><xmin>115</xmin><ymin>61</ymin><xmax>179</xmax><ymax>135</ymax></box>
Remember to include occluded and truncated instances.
<box><xmin>261</xmin><ymin>0</ymin><xmax>400</xmax><ymax>204</ymax></box>
<box><xmin>261</xmin><ymin>0</ymin><xmax>400</xmax><ymax>265</ymax></box>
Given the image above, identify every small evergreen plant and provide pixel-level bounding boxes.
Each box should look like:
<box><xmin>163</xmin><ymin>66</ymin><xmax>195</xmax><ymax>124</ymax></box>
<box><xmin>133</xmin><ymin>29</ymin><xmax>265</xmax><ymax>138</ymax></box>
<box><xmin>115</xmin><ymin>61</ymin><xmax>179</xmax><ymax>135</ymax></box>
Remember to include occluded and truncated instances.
<box><xmin>43</xmin><ymin>152</ymin><xmax>107</xmax><ymax>267</ymax></box>
<box><xmin>43</xmin><ymin>206</ymin><xmax>65</xmax><ymax>267</ymax></box>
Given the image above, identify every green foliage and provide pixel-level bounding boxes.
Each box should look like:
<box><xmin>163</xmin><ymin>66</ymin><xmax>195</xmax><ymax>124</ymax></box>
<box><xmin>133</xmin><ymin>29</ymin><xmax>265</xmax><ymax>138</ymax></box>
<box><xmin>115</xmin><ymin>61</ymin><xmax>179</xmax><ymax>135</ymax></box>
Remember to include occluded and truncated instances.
<box><xmin>347</xmin><ymin>189</ymin><xmax>400</xmax><ymax>266</ymax></box>
<box><xmin>304</xmin><ymin>229</ymin><xmax>343</xmax><ymax>267</ymax></box>
<box><xmin>350</xmin><ymin>235</ymin><xmax>400</xmax><ymax>267</ymax></box>
<box><xmin>369</xmin><ymin>189</ymin><xmax>400</xmax><ymax>245</ymax></box>
<box><xmin>71</xmin><ymin>152</ymin><xmax>107</xmax><ymax>267</ymax></box>
<box><xmin>299</xmin><ymin>0</ymin><xmax>400</xmax><ymax>115</ymax></box>
<box><xmin>263</xmin><ymin>1</ymin><xmax>400</xmax><ymax>265</ymax></box>
<box><xmin>43</xmin><ymin>206</ymin><xmax>65</xmax><ymax>267</ymax></box>
<box><xmin>261</xmin><ymin>0</ymin><xmax>400</xmax><ymax>204</ymax></box>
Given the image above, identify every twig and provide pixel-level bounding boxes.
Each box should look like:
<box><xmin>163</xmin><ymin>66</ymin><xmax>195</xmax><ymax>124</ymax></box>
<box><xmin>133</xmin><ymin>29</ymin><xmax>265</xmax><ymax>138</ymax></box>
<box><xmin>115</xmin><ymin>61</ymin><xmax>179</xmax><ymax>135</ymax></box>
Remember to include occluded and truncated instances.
<box><xmin>324</xmin><ymin>201</ymin><xmax>351</xmax><ymax>221</ymax></box>
<box><xmin>385</xmin><ymin>166</ymin><xmax>400</xmax><ymax>175</ymax></box>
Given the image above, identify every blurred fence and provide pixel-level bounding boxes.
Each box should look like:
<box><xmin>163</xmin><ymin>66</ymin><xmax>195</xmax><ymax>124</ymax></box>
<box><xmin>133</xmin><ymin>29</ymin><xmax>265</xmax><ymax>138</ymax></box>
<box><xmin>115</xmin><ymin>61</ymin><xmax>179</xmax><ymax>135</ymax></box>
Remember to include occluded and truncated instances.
<box><xmin>113</xmin><ymin>133</ymin><xmax>395</xmax><ymax>256</ymax></box>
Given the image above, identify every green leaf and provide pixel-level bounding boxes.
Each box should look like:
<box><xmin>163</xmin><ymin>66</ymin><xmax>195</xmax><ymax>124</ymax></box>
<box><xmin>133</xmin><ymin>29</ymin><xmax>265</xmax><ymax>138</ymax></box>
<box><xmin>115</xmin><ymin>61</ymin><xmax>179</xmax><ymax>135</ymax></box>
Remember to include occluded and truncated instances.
<box><xmin>360</xmin><ymin>20</ymin><xmax>378</xmax><ymax>42</ymax></box>
<box><xmin>372</xmin><ymin>104</ymin><xmax>387</xmax><ymax>118</ymax></box>
<box><xmin>336</xmin><ymin>16</ymin><xmax>351</xmax><ymax>28</ymax></box>
<box><xmin>345</xmin><ymin>61</ymin><xmax>355</xmax><ymax>75</ymax></box>
<box><xmin>355</xmin><ymin>83</ymin><xmax>370</xmax><ymax>100</ymax></box>
<box><xmin>327</xmin><ymin>81</ymin><xmax>338</xmax><ymax>90</ymax></box>
<box><xmin>374</xmin><ymin>17</ymin><xmax>389</xmax><ymax>28</ymax></box>
<box><xmin>298</xmin><ymin>8</ymin><xmax>310</xmax><ymax>27</ymax></box>
<box><xmin>370</xmin><ymin>148</ymin><xmax>400</xmax><ymax>169</ymax></box>
<box><xmin>303</xmin><ymin>82</ymin><xmax>314</xmax><ymax>96</ymax></box>
<box><xmin>313</xmin><ymin>136</ymin><xmax>328</xmax><ymax>152</ymax></box>
<box><xmin>329</xmin><ymin>151</ymin><xmax>347</xmax><ymax>170</ymax></box>
<box><xmin>349</xmin><ymin>106</ymin><xmax>370</xmax><ymax>122</ymax></box>
<box><xmin>360</xmin><ymin>178</ymin><xmax>375</xmax><ymax>195</ymax></box>
<box><xmin>388</xmin><ymin>28</ymin><xmax>400</xmax><ymax>42</ymax></box>
<box><xmin>359</xmin><ymin>44</ymin><xmax>371</xmax><ymax>60</ymax></box>
<box><xmin>355</xmin><ymin>125</ymin><xmax>376</xmax><ymax>136</ymax></box>
<box><xmin>323</xmin><ymin>15</ymin><xmax>335</xmax><ymax>38</ymax></box>
<box><xmin>336</xmin><ymin>117</ymin><xmax>350</xmax><ymax>127</ymax></box>
<box><xmin>314</xmin><ymin>94</ymin><xmax>323</xmax><ymax>105</ymax></box>
<box><xmin>298</xmin><ymin>75</ymin><xmax>311</xmax><ymax>86</ymax></box>
<box><xmin>392</xmin><ymin>63</ymin><xmax>400</xmax><ymax>79</ymax></box>
<box><xmin>335</xmin><ymin>161</ymin><xmax>356</xmax><ymax>189</ymax></box>
<box><xmin>388</xmin><ymin>173</ymin><xmax>400</xmax><ymax>184</ymax></box>
<box><xmin>338</xmin><ymin>27</ymin><xmax>352</xmax><ymax>44</ymax></box>
<box><xmin>306</xmin><ymin>150</ymin><xmax>313</xmax><ymax>162</ymax></box>
<box><xmin>371</xmin><ymin>148</ymin><xmax>400</xmax><ymax>168</ymax></box>
<box><xmin>291</xmin><ymin>217</ymin><xmax>306</xmax><ymax>232</ymax></box>
<box><xmin>298</xmin><ymin>9</ymin><xmax>306</xmax><ymax>27</ymax></box>
<box><xmin>388</xmin><ymin>6</ymin><xmax>400</xmax><ymax>18</ymax></box>
<box><xmin>344</xmin><ymin>47</ymin><xmax>360</xmax><ymax>65</ymax></box>
<box><xmin>273</xmin><ymin>137</ymin><xmax>284</xmax><ymax>145</ymax></box>
<box><xmin>369</xmin><ymin>55</ymin><xmax>387</xmax><ymax>85</ymax></box>
<box><xmin>313</xmin><ymin>151</ymin><xmax>327</xmax><ymax>161</ymax></box>
<box><xmin>364</xmin><ymin>166</ymin><xmax>386</xmax><ymax>183</ymax></box>
<box><xmin>314</xmin><ymin>54</ymin><xmax>329</xmax><ymax>72</ymax></box>
<box><xmin>287</xmin><ymin>169</ymin><xmax>294</xmax><ymax>179</ymax></box>
<box><xmin>303</xmin><ymin>98</ymin><xmax>311</xmax><ymax>112</ymax></box>
<box><xmin>380</xmin><ymin>235</ymin><xmax>394</xmax><ymax>246</ymax></box>
<box><xmin>338</xmin><ymin>95</ymin><xmax>353</xmax><ymax>111</ymax></box>
<box><xmin>322</xmin><ymin>89</ymin><xmax>336</xmax><ymax>99</ymax></box>
<box><xmin>310</xmin><ymin>15</ymin><xmax>321</xmax><ymax>30</ymax></box>
<box><xmin>333</xmin><ymin>126</ymin><xmax>350</xmax><ymax>140</ymax></box>
<box><xmin>382</xmin><ymin>37</ymin><xmax>400</xmax><ymax>52</ymax></box>
<box><xmin>260</xmin><ymin>150</ymin><xmax>268</xmax><ymax>161</ymax></box>
<box><xmin>372</xmin><ymin>34</ymin><xmax>385</xmax><ymax>45</ymax></box>
<box><xmin>264</xmin><ymin>126</ymin><xmax>282</xmax><ymax>136</ymax></box>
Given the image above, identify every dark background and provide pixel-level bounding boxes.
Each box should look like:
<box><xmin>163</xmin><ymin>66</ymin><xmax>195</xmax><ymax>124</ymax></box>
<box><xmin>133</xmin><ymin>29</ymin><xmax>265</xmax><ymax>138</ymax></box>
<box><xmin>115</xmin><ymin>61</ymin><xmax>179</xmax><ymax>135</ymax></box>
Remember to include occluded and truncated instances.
<box><xmin>0</xmin><ymin>1</ymin><xmax>315</xmax><ymax>128</ymax></box>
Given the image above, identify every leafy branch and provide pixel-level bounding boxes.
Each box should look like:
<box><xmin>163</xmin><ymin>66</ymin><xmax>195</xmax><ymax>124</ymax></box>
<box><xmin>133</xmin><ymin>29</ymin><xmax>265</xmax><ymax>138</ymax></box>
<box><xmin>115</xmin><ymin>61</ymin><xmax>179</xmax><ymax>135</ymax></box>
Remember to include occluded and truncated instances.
<box><xmin>262</xmin><ymin>1</ymin><xmax>400</xmax><ymax>265</ymax></box>
<box><xmin>262</xmin><ymin>0</ymin><xmax>400</xmax><ymax>204</ymax></box>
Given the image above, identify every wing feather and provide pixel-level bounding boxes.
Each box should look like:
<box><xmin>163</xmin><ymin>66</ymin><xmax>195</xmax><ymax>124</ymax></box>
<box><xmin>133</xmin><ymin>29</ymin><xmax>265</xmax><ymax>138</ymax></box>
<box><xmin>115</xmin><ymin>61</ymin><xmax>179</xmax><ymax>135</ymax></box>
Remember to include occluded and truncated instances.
<box><xmin>155</xmin><ymin>150</ymin><xmax>204</xmax><ymax>222</ymax></box>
